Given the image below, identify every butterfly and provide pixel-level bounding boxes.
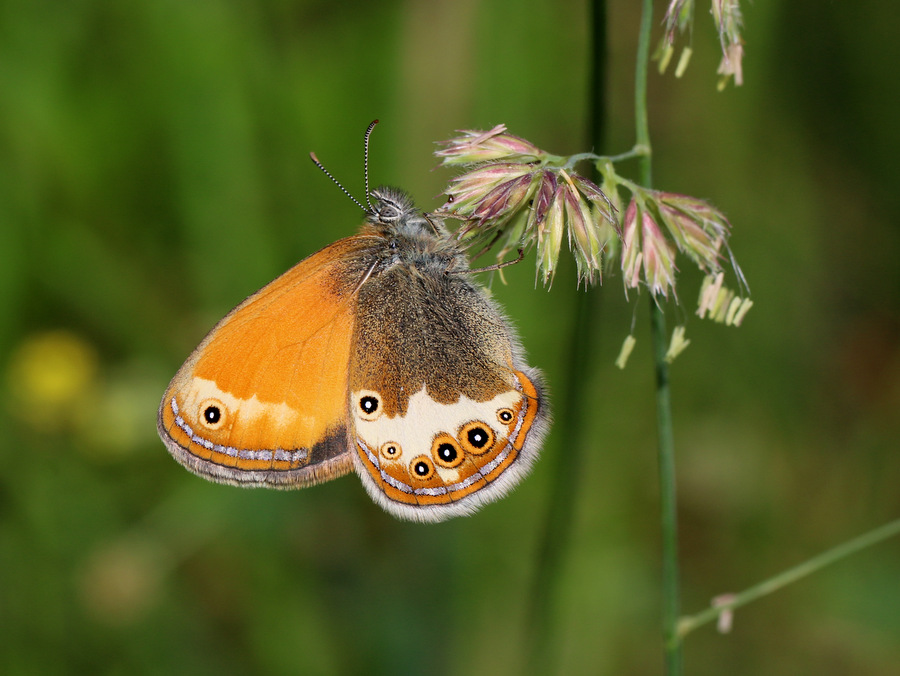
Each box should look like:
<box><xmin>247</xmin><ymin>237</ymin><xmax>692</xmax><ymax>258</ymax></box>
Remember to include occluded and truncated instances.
<box><xmin>157</xmin><ymin>124</ymin><xmax>549</xmax><ymax>522</ymax></box>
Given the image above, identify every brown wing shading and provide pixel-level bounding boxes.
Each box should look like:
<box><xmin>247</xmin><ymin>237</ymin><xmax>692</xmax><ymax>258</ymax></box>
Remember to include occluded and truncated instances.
<box><xmin>348</xmin><ymin>265</ymin><xmax>548</xmax><ymax>521</ymax></box>
<box><xmin>158</xmin><ymin>235</ymin><xmax>383</xmax><ymax>488</ymax></box>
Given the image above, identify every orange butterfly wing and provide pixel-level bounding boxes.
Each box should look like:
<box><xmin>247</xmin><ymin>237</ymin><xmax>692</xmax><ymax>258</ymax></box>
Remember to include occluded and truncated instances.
<box><xmin>157</xmin><ymin>235</ymin><xmax>382</xmax><ymax>488</ymax></box>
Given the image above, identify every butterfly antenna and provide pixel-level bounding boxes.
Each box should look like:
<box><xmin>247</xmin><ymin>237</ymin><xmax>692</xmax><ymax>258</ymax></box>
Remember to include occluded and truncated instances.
<box><xmin>309</xmin><ymin>152</ymin><xmax>368</xmax><ymax>213</ymax></box>
<box><xmin>363</xmin><ymin>119</ymin><xmax>379</xmax><ymax>212</ymax></box>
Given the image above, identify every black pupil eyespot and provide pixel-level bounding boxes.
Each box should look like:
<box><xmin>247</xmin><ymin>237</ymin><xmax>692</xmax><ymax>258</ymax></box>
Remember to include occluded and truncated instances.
<box><xmin>500</xmin><ymin>411</ymin><xmax>512</xmax><ymax>422</ymax></box>
<box><xmin>414</xmin><ymin>461</ymin><xmax>429</xmax><ymax>476</ymax></box>
<box><xmin>204</xmin><ymin>406</ymin><xmax>221</xmax><ymax>424</ymax></box>
<box><xmin>361</xmin><ymin>396</ymin><xmax>378</xmax><ymax>414</ymax></box>
<box><xmin>387</xmin><ymin>446</ymin><xmax>396</xmax><ymax>455</ymax></box>
<box><xmin>467</xmin><ymin>427</ymin><xmax>489</xmax><ymax>448</ymax></box>
<box><xmin>438</xmin><ymin>443</ymin><xmax>457</xmax><ymax>462</ymax></box>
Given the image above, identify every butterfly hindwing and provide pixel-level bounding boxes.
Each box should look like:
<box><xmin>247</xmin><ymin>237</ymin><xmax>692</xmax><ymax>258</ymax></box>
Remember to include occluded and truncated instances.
<box><xmin>347</xmin><ymin>263</ymin><xmax>548</xmax><ymax>522</ymax></box>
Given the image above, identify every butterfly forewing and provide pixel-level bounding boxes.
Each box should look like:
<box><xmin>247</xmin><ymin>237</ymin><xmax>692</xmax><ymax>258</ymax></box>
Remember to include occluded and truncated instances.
<box><xmin>158</xmin><ymin>236</ymin><xmax>382</xmax><ymax>488</ymax></box>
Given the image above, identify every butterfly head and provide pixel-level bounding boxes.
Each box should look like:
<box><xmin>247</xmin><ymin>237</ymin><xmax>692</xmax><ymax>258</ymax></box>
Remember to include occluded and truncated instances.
<box><xmin>367</xmin><ymin>187</ymin><xmax>419</xmax><ymax>224</ymax></box>
<box><xmin>366</xmin><ymin>187</ymin><xmax>439</xmax><ymax>235</ymax></box>
<box><xmin>364</xmin><ymin>187</ymin><xmax>462</xmax><ymax>265</ymax></box>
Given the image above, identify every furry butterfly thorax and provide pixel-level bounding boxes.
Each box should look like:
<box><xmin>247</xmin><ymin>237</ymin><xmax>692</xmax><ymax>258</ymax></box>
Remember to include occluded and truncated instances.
<box><xmin>158</xmin><ymin>186</ymin><xmax>549</xmax><ymax>522</ymax></box>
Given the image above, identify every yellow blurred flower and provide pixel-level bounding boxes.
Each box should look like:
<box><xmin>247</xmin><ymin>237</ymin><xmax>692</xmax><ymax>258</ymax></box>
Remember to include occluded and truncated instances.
<box><xmin>6</xmin><ymin>330</ymin><xmax>98</xmax><ymax>431</ymax></box>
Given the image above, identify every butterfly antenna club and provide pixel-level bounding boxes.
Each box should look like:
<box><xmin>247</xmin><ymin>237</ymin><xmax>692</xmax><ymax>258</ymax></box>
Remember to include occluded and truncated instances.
<box><xmin>363</xmin><ymin>119</ymin><xmax>379</xmax><ymax>212</ymax></box>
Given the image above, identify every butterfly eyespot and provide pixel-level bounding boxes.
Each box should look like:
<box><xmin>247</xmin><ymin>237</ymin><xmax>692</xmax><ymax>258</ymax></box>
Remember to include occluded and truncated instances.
<box><xmin>380</xmin><ymin>441</ymin><xmax>402</xmax><ymax>460</ymax></box>
<box><xmin>497</xmin><ymin>408</ymin><xmax>515</xmax><ymax>424</ymax></box>
<box><xmin>459</xmin><ymin>421</ymin><xmax>495</xmax><ymax>455</ymax></box>
<box><xmin>410</xmin><ymin>456</ymin><xmax>435</xmax><ymax>480</ymax></box>
<box><xmin>198</xmin><ymin>399</ymin><xmax>226</xmax><ymax>430</ymax></box>
<box><xmin>356</xmin><ymin>390</ymin><xmax>382</xmax><ymax>421</ymax></box>
<box><xmin>431</xmin><ymin>433</ymin><xmax>464</xmax><ymax>469</ymax></box>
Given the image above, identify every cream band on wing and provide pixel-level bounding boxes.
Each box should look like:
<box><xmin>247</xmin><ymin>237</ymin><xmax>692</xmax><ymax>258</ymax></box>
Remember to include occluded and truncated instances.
<box><xmin>175</xmin><ymin>376</ymin><xmax>330</xmax><ymax>452</ymax></box>
<box><xmin>353</xmin><ymin>386</ymin><xmax>522</xmax><ymax>466</ymax></box>
<box><xmin>352</xmin><ymin>380</ymin><xmax>527</xmax><ymax>492</ymax></box>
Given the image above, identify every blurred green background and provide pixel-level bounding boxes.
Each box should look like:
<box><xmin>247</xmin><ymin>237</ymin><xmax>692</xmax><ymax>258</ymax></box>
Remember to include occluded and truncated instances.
<box><xmin>2</xmin><ymin>1</ymin><xmax>899</xmax><ymax>674</ymax></box>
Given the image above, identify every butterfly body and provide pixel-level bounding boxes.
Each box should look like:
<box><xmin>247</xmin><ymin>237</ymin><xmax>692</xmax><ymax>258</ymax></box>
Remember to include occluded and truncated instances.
<box><xmin>158</xmin><ymin>187</ymin><xmax>548</xmax><ymax>522</ymax></box>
